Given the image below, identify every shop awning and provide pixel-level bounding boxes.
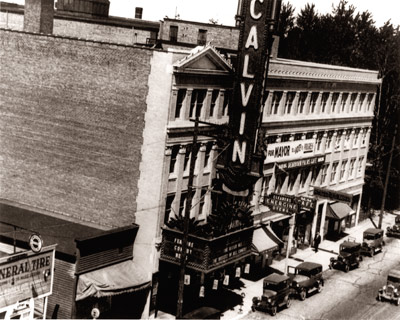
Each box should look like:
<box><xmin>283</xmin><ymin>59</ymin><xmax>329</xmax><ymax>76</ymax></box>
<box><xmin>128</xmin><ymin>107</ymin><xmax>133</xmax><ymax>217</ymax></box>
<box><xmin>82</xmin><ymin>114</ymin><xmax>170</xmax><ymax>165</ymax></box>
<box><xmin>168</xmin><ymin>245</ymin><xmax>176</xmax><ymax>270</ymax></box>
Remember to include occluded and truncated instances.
<box><xmin>326</xmin><ymin>202</ymin><xmax>355</xmax><ymax>220</ymax></box>
<box><xmin>252</xmin><ymin>226</ymin><xmax>283</xmax><ymax>253</ymax></box>
<box><xmin>76</xmin><ymin>260</ymin><xmax>151</xmax><ymax>301</ymax></box>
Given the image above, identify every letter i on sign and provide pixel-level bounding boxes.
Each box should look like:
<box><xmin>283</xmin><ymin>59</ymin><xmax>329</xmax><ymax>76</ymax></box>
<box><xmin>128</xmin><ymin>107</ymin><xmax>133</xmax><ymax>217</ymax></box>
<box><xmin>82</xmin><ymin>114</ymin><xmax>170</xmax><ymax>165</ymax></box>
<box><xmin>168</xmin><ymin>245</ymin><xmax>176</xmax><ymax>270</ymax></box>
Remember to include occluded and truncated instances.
<box><xmin>223</xmin><ymin>275</ymin><xmax>229</xmax><ymax>286</ymax></box>
<box><xmin>184</xmin><ymin>274</ymin><xmax>190</xmax><ymax>285</ymax></box>
<box><xmin>212</xmin><ymin>279</ymin><xmax>218</xmax><ymax>290</ymax></box>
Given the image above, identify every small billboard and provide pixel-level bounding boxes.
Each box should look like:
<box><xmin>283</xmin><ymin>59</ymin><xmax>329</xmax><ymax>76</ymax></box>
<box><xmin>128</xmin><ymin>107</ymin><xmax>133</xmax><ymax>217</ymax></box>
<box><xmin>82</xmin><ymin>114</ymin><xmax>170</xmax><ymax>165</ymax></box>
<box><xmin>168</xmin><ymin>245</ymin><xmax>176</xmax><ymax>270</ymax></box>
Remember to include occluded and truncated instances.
<box><xmin>0</xmin><ymin>245</ymin><xmax>56</xmax><ymax>309</ymax></box>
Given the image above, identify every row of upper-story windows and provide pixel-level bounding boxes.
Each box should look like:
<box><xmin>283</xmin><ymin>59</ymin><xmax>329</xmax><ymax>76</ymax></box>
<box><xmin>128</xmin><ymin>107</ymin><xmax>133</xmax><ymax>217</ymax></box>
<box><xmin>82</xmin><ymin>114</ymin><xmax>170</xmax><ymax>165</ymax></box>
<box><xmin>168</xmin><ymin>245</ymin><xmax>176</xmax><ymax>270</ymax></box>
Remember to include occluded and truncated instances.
<box><xmin>320</xmin><ymin>156</ymin><xmax>365</xmax><ymax>185</ymax></box>
<box><xmin>174</xmin><ymin>88</ymin><xmax>230</xmax><ymax>121</ymax></box>
<box><xmin>169</xmin><ymin>25</ymin><xmax>208</xmax><ymax>45</ymax></box>
<box><xmin>266</xmin><ymin>91</ymin><xmax>375</xmax><ymax>116</ymax></box>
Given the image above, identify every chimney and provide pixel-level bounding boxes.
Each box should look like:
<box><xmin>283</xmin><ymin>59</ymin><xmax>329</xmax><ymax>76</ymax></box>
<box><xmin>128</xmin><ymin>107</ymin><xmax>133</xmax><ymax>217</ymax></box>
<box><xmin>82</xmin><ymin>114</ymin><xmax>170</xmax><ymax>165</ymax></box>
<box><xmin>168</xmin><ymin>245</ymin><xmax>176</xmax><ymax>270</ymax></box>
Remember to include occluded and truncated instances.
<box><xmin>24</xmin><ymin>0</ymin><xmax>54</xmax><ymax>34</ymax></box>
<box><xmin>270</xmin><ymin>35</ymin><xmax>280</xmax><ymax>59</ymax></box>
<box><xmin>135</xmin><ymin>7</ymin><xmax>143</xmax><ymax>19</ymax></box>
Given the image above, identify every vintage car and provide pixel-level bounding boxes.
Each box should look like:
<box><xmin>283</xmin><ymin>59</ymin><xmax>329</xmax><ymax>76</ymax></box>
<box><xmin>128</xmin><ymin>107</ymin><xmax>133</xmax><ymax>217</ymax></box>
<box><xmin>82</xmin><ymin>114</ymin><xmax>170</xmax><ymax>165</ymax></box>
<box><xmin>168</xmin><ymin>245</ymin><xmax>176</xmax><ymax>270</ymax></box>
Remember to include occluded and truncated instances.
<box><xmin>329</xmin><ymin>240</ymin><xmax>362</xmax><ymax>272</ymax></box>
<box><xmin>288</xmin><ymin>262</ymin><xmax>324</xmax><ymax>300</ymax></box>
<box><xmin>377</xmin><ymin>269</ymin><xmax>400</xmax><ymax>306</ymax></box>
<box><xmin>386</xmin><ymin>215</ymin><xmax>400</xmax><ymax>238</ymax></box>
<box><xmin>361</xmin><ymin>228</ymin><xmax>385</xmax><ymax>256</ymax></box>
<box><xmin>252</xmin><ymin>273</ymin><xmax>291</xmax><ymax>316</ymax></box>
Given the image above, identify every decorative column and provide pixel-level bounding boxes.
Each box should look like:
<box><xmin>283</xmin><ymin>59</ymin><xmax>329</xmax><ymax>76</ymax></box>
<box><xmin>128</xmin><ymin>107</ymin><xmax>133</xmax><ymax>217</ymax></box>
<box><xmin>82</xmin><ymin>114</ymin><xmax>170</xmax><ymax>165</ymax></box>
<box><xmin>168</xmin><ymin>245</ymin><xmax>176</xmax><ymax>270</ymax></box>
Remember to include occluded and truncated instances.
<box><xmin>368</xmin><ymin>93</ymin><xmax>377</xmax><ymax>113</ymax></box>
<box><xmin>304</xmin><ymin>168</ymin><xmax>313</xmax><ymax>195</ymax></box>
<box><xmin>292</xmin><ymin>91</ymin><xmax>300</xmax><ymax>116</ymax></box>
<box><xmin>203</xmin><ymin>89</ymin><xmax>213</xmax><ymax>120</ymax></box>
<box><xmin>278</xmin><ymin>91</ymin><xmax>287</xmax><ymax>116</ymax></box>
<box><xmin>344</xmin><ymin>93</ymin><xmax>351</xmax><ymax>114</ymax></box>
<box><xmin>334</xmin><ymin>92</ymin><xmax>343</xmax><ymax>114</ymax></box>
<box><xmin>304</xmin><ymin>91</ymin><xmax>312</xmax><ymax>115</ymax></box>
<box><xmin>169</xmin><ymin>89</ymin><xmax>179</xmax><ymax>121</ymax></box>
<box><xmin>315</xmin><ymin>91</ymin><xmax>323</xmax><ymax>114</ymax></box>
<box><xmin>352</xmin><ymin>93</ymin><xmax>360</xmax><ymax>113</ymax></box>
<box><xmin>193</xmin><ymin>143</ymin><xmax>207</xmax><ymax>219</ymax></box>
<box><xmin>184</xmin><ymin>89</ymin><xmax>193</xmax><ymax>120</ymax></box>
<box><xmin>280</xmin><ymin>173</ymin><xmax>289</xmax><ymax>194</ymax></box>
<box><xmin>293</xmin><ymin>170</ymin><xmax>301</xmax><ymax>195</ymax></box>
<box><xmin>252</xmin><ymin>178</ymin><xmax>263</xmax><ymax>211</ymax></box>
<box><xmin>321</xmin><ymin>131</ymin><xmax>328</xmax><ymax>154</ymax></box>
<box><xmin>289</xmin><ymin>133</ymin><xmax>295</xmax><ymax>141</ymax></box>
<box><xmin>172</xmin><ymin>145</ymin><xmax>187</xmax><ymax>216</ymax></box>
<box><xmin>263</xmin><ymin>90</ymin><xmax>274</xmax><ymax>118</ymax></box>
<box><xmin>217</xmin><ymin>89</ymin><xmax>225</xmax><ymax>119</ymax></box>
<box><xmin>326</xmin><ymin>92</ymin><xmax>333</xmax><ymax>114</ymax></box>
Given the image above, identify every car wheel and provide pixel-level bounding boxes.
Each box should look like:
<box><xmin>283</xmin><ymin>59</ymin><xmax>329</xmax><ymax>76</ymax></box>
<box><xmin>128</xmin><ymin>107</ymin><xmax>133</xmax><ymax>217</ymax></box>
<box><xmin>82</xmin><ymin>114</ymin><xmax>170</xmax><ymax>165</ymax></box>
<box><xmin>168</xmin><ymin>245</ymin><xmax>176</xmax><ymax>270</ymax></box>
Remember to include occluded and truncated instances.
<box><xmin>286</xmin><ymin>297</ymin><xmax>291</xmax><ymax>308</ymax></box>
<box><xmin>251</xmin><ymin>306</ymin><xmax>256</xmax><ymax>312</ymax></box>
<box><xmin>345</xmin><ymin>264</ymin><xmax>350</xmax><ymax>273</ymax></box>
<box><xmin>271</xmin><ymin>306</ymin><xmax>277</xmax><ymax>316</ymax></box>
<box><xmin>377</xmin><ymin>294</ymin><xmax>381</xmax><ymax>301</ymax></box>
<box><xmin>300</xmin><ymin>289</ymin><xmax>306</xmax><ymax>301</ymax></box>
<box><xmin>317</xmin><ymin>283</ymin><xmax>323</xmax><ymax>293</ymax></box>
<box><xmin>396</xmin><ymin>298</ymin><xmax>400</xmax><ymax>306</ymax></box>
<box><xmin>329</xmin><ymin>263</ymin><xmax>333</xmax><ymax>270</ymax></box>
<box><xmin>370</xmin><ymin>248</ymin><xmax>374</xmax><ymax>257</ymax></box>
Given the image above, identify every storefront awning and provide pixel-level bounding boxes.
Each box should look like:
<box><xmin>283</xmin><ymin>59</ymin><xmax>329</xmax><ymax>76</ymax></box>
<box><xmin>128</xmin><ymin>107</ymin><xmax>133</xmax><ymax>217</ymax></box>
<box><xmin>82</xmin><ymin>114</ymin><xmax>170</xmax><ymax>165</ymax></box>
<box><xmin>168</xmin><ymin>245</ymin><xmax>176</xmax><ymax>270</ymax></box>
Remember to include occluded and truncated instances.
<box><xmin>326</xmin><ymin>202</ymin><xmax>355</xmax><ymax>220</ymax></box>
<box><xmin>252</xmin><ymin>226</ymin><xmax>283</xmax><ymax>253</ymax></box>
<box><xmin>76</xmin><ymin>260</ymin><xmax>151</xmax><ymax>301</ymax></box>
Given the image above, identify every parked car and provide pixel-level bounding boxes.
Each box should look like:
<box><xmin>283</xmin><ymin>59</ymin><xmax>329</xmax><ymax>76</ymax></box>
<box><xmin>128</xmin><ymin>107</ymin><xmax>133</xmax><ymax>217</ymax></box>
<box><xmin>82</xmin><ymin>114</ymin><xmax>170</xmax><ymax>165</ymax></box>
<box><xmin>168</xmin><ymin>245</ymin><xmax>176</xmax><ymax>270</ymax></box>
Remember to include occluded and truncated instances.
<box><xmin>252</xmin><ymin>273</ymin><xmax>291</xmax><ymax>316</ymax></box>
<box><xmin>361</xmin><ymin>228</ymin><xmax>385</xmax><ymax>256</ymax></box>
<box><xmin>288</xmin><ymin>262</ymin><xmax>324</xmax><ymax>300</ymax></box>
<box><xmin>386</xmin><ymin>215</ymin><xmax>400</xmax><ymax>238</ymax></box>
<box><xmin>329</xmin><ymin>240</ymin><xmax>362</xmax><ymax>272</ymax></box>
<box><xmin>377</xmin><ymin>269</ymin><xmax>400</xmax><ymax>306</ymax></box>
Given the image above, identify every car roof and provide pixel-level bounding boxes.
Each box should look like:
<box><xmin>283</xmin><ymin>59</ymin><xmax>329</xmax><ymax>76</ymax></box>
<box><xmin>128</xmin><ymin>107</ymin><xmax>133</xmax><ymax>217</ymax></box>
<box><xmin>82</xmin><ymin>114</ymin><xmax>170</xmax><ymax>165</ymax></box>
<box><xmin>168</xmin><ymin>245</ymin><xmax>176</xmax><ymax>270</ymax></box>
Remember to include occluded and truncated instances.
<box><xmin>296</xmin><ymin>262</ymin><xmax>322</xmax><ymax>271</ymax></box>
<box><xmin>388</xmin><ymin>269</ymin><xmax>400</xmax><ymax>279</ymax></box>
<box><xmin>341</xmin><ymin>241</ymin><xmax>361</xmax><ymax>247</ymax></box>
<box><xmin>363</xmin><ymin>228</ymin><xmax>383</xmax><ymax>234</ymax></box>
<box><xmin>264</xmin><ymin>273</ymin><xmax>290</xmax><ymax>283</ymax></box>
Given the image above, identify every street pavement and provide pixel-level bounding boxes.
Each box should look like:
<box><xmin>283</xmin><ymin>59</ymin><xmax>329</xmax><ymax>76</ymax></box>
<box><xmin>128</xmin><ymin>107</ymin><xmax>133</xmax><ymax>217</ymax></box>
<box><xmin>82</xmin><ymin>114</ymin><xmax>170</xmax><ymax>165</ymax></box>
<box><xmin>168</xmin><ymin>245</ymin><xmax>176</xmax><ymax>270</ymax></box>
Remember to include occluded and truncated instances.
<box><xmin>221</xmin><ymin>211</ymin><xmax>400</xmax><ymax>320</ymax></box>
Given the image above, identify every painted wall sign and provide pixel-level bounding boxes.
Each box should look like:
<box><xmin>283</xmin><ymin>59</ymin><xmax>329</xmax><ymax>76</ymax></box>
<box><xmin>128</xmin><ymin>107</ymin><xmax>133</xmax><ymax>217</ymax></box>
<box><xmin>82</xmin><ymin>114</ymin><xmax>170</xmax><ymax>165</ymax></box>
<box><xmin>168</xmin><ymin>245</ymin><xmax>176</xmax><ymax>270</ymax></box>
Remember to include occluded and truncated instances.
<box><xmin>313</xmin><ymin>187</ymin><xmax>353</xmax><ymax>203</ymax></box>
<box><xmin>264</xmin><ymin>193</ymin><xmax>298</xmax><ymax>214</ymax></box>
<box><xmin>265</xmin><ymin>139</ymin><xmax>315</xmax><ymax>163</ymax></box>
<box><xmin>0</xmin><ymin>245</ymin><xmax>56</xmax><ymax>309</ymax></box>
<box><xmin>221</xmin><ymin>0</ymin><xmax>281</xmax><ymax>192</ymax></box>
<box><xmin>277</xmin><ymin>155</ymin><xmax>325</xmax><ymax>170</ymax></box>
<box><xmin>298</xmin><ymin>196</ymin><xmax>317</xmax><ymax>210</ymax></box>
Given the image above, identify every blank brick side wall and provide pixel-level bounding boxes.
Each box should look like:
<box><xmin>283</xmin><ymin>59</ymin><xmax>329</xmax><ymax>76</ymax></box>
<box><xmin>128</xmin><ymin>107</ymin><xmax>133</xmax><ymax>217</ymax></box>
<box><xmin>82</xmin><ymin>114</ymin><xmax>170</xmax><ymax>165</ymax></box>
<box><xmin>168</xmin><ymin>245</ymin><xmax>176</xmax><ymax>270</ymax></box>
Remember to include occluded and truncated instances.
<box><xmin>0</xmin><ymin>30</ymin><xmax>153</xmax><ymax>228</ymax></box>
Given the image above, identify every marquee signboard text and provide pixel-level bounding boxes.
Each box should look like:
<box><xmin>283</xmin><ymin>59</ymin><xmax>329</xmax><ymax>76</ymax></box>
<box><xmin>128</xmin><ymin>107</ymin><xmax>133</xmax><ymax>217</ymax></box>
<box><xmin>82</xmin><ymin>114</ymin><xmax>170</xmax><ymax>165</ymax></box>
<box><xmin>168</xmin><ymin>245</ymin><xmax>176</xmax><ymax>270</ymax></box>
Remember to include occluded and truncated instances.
<box><xmin>222</xmin><ymin>0</ymin><xmax>281</xmax><ymax>192</ymax></box>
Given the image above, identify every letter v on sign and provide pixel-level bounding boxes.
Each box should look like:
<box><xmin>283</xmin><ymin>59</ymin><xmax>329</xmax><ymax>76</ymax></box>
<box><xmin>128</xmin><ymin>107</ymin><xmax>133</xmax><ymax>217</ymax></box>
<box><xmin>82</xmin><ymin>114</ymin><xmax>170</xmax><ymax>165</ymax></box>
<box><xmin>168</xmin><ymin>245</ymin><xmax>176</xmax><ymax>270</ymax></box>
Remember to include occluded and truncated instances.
<box><xmin>240</xmin><ymin>83</ymin><xmax>253</xmax><ymax>107</ymax></box>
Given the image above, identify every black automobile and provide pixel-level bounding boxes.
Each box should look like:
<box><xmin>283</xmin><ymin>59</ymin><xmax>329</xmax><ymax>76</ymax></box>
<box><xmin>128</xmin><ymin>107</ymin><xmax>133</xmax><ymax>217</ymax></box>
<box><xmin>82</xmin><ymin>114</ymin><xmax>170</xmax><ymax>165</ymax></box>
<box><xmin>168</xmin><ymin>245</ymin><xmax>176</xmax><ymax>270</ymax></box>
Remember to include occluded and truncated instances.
<box><xmin>361</xmin><ymin>228</ymin><xmax>385</xmax><ymax>256</ymax></box>
<box><xmin>329</xmin><ymin>240</ymin><xmax>362</xmax><ymax>272</ymax></box>
<box><xmin>252</xmin><ymin>273</ymin><xmax>291</xmax><ymax>316</ymax></box>
<box><xmin>387</xmin><ymin>215</ymin><xmax>400</xmax><ymax>238</ymax></box>
<box><xmin>288</xmin><ymin>262</ymin><xmax>324</xmax><ymax>300</ymax></box>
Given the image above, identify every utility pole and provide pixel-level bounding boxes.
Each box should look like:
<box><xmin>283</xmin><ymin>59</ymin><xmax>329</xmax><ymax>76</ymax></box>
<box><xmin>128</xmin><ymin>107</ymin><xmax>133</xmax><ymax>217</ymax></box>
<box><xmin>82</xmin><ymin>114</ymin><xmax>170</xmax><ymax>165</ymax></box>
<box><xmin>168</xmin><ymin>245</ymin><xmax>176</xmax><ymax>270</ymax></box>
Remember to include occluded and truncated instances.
<box><xmin>176</xmin><ymin>115</ymin><xmax>199</xmax><ymax>318</ymax></box>
<box><xmin>378</xmin><ymin>125</ymin><xmax>397</xmax><ymax>229</ymax></box>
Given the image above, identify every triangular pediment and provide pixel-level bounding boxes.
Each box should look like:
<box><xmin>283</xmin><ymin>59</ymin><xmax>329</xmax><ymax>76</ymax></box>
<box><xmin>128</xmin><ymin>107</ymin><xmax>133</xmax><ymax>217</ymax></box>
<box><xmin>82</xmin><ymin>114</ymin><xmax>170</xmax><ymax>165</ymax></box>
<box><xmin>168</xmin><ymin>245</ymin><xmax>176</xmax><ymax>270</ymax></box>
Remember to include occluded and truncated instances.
<box><xmin>174</xmin><ymin>45</ymin><xmax>233</xmax><ymax>74</ymax></box>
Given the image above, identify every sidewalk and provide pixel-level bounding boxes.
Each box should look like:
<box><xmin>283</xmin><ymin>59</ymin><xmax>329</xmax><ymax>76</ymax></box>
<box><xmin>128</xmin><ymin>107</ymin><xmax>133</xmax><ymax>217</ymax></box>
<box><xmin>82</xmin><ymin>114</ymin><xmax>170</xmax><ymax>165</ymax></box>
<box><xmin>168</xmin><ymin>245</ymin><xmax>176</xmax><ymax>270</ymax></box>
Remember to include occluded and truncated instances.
<box><xmin>221</xmin><ymin>211</ymin><xmax>396</xmax><ymax>320</ymax></box>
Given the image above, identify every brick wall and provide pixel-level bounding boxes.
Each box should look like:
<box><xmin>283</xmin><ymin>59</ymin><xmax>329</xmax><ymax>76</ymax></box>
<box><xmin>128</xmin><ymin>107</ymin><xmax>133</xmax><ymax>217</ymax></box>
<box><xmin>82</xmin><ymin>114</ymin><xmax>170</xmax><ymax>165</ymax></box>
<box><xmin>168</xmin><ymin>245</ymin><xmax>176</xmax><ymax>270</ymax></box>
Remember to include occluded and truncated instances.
<box><xmin>0</xmin><ymin>29</ymin><xmax>153</xmax><ymax>228</ymax></box>
<box><xmin>160</xmin><ymin>19</ymin><xmax>239</xmax><ymax>50</ymax></box>
<box><xmin>0</xmin><ymin>11</ymin><xmax>155</xmax><ymax>45</ymax></box>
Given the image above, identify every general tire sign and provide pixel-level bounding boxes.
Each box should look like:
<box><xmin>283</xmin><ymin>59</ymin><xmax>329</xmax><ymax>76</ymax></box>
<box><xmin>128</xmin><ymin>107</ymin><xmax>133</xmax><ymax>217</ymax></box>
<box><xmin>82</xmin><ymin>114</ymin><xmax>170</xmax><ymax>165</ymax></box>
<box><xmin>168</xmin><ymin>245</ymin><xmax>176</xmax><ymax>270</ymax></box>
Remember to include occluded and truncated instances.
<box><xmin>222</xmin><ymin>0</ymin><xmax>281</xmax><ymax>192</ymax></box>
<box><xmin>0</xmin><ymin>245</ymin><xmax>56</xmax><ymax>309</ymax></box>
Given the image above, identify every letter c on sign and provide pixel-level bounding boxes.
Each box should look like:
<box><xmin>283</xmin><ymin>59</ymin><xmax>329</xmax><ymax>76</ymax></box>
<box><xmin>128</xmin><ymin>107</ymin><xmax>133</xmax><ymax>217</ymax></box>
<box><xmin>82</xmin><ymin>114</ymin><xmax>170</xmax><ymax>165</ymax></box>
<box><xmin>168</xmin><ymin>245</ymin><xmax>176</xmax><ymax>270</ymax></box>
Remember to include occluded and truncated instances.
<box><xmin>250</xmin><ymin>0</ymin><xmax>264</xmax><ymax>20</ymax></box>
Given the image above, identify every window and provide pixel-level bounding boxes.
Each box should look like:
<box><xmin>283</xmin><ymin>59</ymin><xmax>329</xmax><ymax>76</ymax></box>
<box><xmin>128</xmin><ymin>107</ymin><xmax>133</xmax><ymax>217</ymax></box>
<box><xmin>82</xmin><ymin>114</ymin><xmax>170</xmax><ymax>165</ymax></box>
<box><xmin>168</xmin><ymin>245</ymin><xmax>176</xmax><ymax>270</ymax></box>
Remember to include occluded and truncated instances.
<box><xmin>300</xmin><ymin>169</ymin><xmax>308</xmax><ymax>189</ymax></box>
<box><xmin>175</xmin><ymin>89</ymin><xmax>186</xmax><ymax>119</ymax></box>
<box><xmin>209</xmin><ymin>90</ymin><xmax>219</xmax><ymax>118</ymax></box>
<box><xmin>326</xmin><ymin>132</ymin><xmax>333</xmax><ymax>151</ymax></box>
<box><xmin>349</xmin><ymin>93</ymin><xmax>357</xmax><ymax>112</ymax></box>
<box><xmin>311</xmin><ymin>166</ymin><xmax>319</xmax><ymax>185</ymax></box>
<box><xmin>340</xmin><ymin>160</ymin><xmax>347</xmax><ymax>181</ymax></box>
<box><xmin>203</xmin><ymin>143</ymin><xmax>212</xmax><ymax>169</ymax></box>
<box><xmin>179</xmin><ymin>192</ymin><xmax>187</xmax><ymax>215</ymax></box>
<box><xmin>334</xmin><ymin>130</ymin><xmax>342</xmax><ymax>151</ymax></box>
<box><xmin>222</xmin><ymin>90</ymin><xmax>231</xmax><ymax>116</ymax></box>
<box><xmin>321</xmin><ymin>165</ymin><xmax>328</xmax><ymax>184</ymax></box>
<box><xmin>309</xmin><ymin>92</ymin><xmax>319</xmax><ymax>113</ymax></box>
<box><xmin>261</xmin><ymin>175</ymin><xmax>271</xmax><ymax>199</ymax></box>
<box><xmin>361</xmin><ymin>130</ymin><xmax>368</xmax><ymax>146</ymax></box>
<box><xmin>353</xmin><ymin>129</ymin><xmax>359</xmax><ymax>147</ymax></box>
<box><xmin>197</xmin><ymin>29</ymin><xmax>207</xmax><ymax>45</ymax></box>
<box><xmin>366</xmin><ymin>94</ymin><xmax>374</xmax><ymax>111</ymax></box>
<box><xmin>164</xmin><ymin>194</ymin><xmax>175</xmax><ymax>224</ymax></box>
<box><xmin>281</xmin><ymin>134</ymin><xmax>290</xmax><ymax>142</ymax></box>
<box><xmin>321</xmin><ymin>93</ymin><xmax>329</xmax><ymax>113</ymax></box>
<box><xmin>331</xmin><ymin>162</ymin><xmax>339</xmax><ymax>183</ymax></box>
<box><xmin>275</xmin><ymin>174</ymin><xmax>285</xmax><ymax>194</ymax></box>
<box><xmin>357</xmin><ymin>157</ymin><xmax>364</xmax><ymax>176</ymax></box>
<box><xmin>190</xmin><ymin>89</ymin><xmax>207</xmax><ymax>118</ymax></box>
<box><xmin>294</xmin><ymin>133</ymin><xmax>302</xmax><ymax>141</ymax></box>
<box><xmin>344</xmin><ymin>131</ymin><xmax>351</xmax><ymax>149</ymax></box>
<box><xmin>272</xmin><ymin>91</ymin><xmax>283</xmax><ymax>114</ymax></box>
<box><xmin>340</xmin><ymin>93</ymin><xmax>349</xmax><ymax>112</ymax></box>
<box><xmin>349</xmin><ymin>158</ymin><xmax>356</xmax><ymax>178</ymax></box>
<box><xmin>298</xmin><ymin>92</ymin><xmax>307</xmax><ymax>114</ymax></box>
<box><xmin>169</xmin><ymin>25</ymin><xmax>178</xmax><ymax>43</ymax></box>
<box><xmin>316</xmin><ymin>132</ymin><xmax>323</xmax><ymax>151</ymax></box>
<box><xmin>358</xmin><ymin>93</ymin><xmax>366</xmax><ymax>111</ymax></box>
<box><xmin>183</xmin><ymin>145</ymin><xmax>191</xmax><ymax>172</ymax></box>
<box><xmin>306</xmin><ymin>132</ymin><xmax>314</xmax><ymax>139</ymax></box>
<box><xmin>198</xmin><ymin>188</ymin><xmax>208</xmax><ymax>216</ymax></box>
<box><xmin>284</xmin><ymin>92</ymin><xmax>295</xmax><ymax>114</ymax></box>
<box><xmin>331</xmin><ymin>93</ymin><xmax>339</xmax><ymax>112</ymax></box>
<box><xmin>288</xmin><ymin>172</ymin><xmax>296</xmax><ymax>192</ymax></box>
<box><xmin>169</xmin><ymin>145</ymin><xmax>180</xmax><ymax>174</ymax></box>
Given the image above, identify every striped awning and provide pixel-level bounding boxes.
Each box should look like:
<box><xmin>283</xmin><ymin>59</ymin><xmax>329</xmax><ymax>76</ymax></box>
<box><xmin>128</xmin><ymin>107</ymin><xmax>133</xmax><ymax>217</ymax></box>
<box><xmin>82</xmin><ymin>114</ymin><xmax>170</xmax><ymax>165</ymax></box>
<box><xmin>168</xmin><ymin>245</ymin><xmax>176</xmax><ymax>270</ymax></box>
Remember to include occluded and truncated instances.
<box><xmin>252</xmin><ymin>225</ymin><xmax>283</xmax><ymax>253</ymax></box>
